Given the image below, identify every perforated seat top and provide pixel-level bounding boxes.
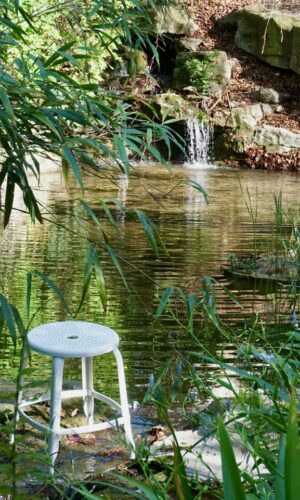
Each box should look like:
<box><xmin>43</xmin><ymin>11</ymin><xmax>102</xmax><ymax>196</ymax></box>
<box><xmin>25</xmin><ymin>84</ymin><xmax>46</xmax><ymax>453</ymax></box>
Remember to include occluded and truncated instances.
<box><xmin>28</xmin><ymin>321</ymin><xmax>119</xmax><ymax>358</ymax></box>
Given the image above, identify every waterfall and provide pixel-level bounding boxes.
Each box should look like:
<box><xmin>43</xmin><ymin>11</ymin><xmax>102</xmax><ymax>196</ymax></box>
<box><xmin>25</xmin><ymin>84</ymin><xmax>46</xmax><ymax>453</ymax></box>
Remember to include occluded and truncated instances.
<box><xmin>185</xmin><ymin>119</ymin><xmax>212</xmax><ymax>167</ymax></box>
<box><xmin>114</xmin><ymin>59</ymin><xmax>129</xmax><ymax>78</ymax></box>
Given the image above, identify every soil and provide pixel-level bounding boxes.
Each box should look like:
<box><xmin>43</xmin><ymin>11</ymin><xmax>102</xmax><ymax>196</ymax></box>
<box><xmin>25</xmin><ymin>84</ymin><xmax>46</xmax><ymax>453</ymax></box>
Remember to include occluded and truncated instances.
<box><xmin>187</xmin><ymin>0</ymin><xmax>300</xmax><ymax>135</ymax></box>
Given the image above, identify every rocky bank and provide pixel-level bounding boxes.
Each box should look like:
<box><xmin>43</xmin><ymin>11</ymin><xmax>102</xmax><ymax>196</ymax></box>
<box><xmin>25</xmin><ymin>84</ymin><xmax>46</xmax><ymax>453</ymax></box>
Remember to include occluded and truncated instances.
<box><xmin>111</xmin><ymin>1</ymin><xmax>300</xmax><ymax>169</ymax></box>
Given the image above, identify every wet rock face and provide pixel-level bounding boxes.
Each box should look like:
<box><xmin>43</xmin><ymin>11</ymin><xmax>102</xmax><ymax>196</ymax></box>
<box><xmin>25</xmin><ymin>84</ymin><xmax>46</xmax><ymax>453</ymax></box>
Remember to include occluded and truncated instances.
<box><xmin>235</xmin><ymin>7</ymin><xmax>300</xmax><ymax>75</ymax></box>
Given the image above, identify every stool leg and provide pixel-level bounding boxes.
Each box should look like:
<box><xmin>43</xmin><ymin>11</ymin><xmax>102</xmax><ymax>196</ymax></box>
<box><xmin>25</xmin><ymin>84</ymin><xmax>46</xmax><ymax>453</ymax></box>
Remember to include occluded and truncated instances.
<box><xmin>82</xmin><ymin>357</ymin><xmax>94</xmax><ymax>425</ymax></box>
<box><xmin>48</xmin><ymin>357</ymin><xmax>64</xmax><ymax>474</ymax></box>
<box><xmin>10</xmin><ymin>343</ymin><xmax>28</xmax><ymax>444</ymax></box>
<box><xmin>114</xmin><ymin>348</ymin><xmax>135</xmax><ymax>458</ymax></box>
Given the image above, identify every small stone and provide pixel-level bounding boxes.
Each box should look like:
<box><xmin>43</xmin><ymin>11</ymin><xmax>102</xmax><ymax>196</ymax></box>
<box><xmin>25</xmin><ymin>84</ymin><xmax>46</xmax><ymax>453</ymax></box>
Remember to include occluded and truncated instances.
<box><xmin>174</xmin><ymin>37</ymin><xmax>204</xmax><ymax>53</ymax></box>
<box><xmin>252</xmin><ymin>87</ymin><xmax>280</xmax><ymax>104</ymax></box>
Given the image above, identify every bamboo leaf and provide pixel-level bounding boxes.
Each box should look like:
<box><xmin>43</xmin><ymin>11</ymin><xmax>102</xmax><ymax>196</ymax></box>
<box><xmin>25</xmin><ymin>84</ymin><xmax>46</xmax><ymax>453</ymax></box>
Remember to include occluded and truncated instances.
<box><xmin>35</xmin><ymin>271</ymin><xmax>72</xmax><ymax>317</ymax></box>
<box><xmin>155</xmin><ymin>287</ymin><xmax>175</xmax><ymax>317</ymax></box>
<box><xmin>93</xmin><ymin>251</ymin><xmax>107</xmax><ymax>313</ymax></box>
<box><xmin>4</xmin><ymin>175</ymin><xmax>14</xmax><ymax>227</ymax></box>
<box><xmin>0</xmin><ymin>87</ymin><xmax>15</xmax><ymax>121</ymax></box>
<box><xmin>26</xmin><ymin>272</ymin><xmax>32</xmax><ymax>320</ymax></box>
<box><xmin>106</xmin><ymin>245</ymin><xmax>129</xmax><ymax>291</ymax></box>
<box><xmin>100</xmin><ymin>201</ymin><xmax>119</xmax><ymax>232</ymax></box>
<box><xmin>76</xmin><ymin>244</ymin><xmax>94</xmax><ymax>314</ymax></box>
<box><xmin>44</xmin><ymin>41</ymin><xmax>76</xmax><ymax>68</ymax></box>
<box><xmin>217</xmin><ymin>416</ymin><xmax>246</xmax><ymax>500</ymax></box>
<box><xmin>62</xmin><ymin>145</ymin><xmax>83</xmax><ymax>188</ymax></box>
<box><xmin>0</xmin><ymin>294</ymin><xmax>16</xmax><ymax>346</ymax></box>
<box><xmin>136</xmin><ymin>209</ymin><xmax>158</xmax><ymax>256</ymax></box>
<box><xmin>184</xmin><ymin>179</ymin><xmax>208</xmax><ymax>204</ymax></box>
<box><xmin>80</xmin><ymin>200</ymin><xmax>101</xmax><ymax>228</ymax></box>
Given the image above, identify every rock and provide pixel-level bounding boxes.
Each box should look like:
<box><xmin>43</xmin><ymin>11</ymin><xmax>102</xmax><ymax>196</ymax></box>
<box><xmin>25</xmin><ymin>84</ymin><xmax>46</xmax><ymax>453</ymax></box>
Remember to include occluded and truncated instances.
<box><xmin>235</xmin><ymin>7</ymin><xmax>300</xmax><ymax>75</ymax></box>
<box><xmin>173</xmin><ymin>51</ymin><xmax>232</xmax><ymax>95</ymax></box>
<box><xmin>253</xmin><ymin>125</ymin><xmax>300</xmax><ymax>153</ymax></box>
<box><xmin>122</xmin><ymin>48</ymin><xmax>148</xmax><ymax>76</ymax></box>
<box><xmin>212</xmin><ymin>103</ymin><xmax>300</xmax><ymax>158</ymax></box>
<box><xmin>149</xmin><ymin>92</ymin><xmax>201</xmax><ymax>120</ymax></box>
<box><xmin>174</xmin><ymin>37</ymin><xmax>204</xmax><ymax>53</ymax></box>
<box><xmin>216</xmin><ymin>10</ymin><xmax>240</xmax><ymax>32</ymax></box>
<box><xmin>228</xmin><ymin>57</ymin><xmax>242</xmax><ymax>78</ymax></box>
<box><xmin>213</xmin><ymin>103</ymin><xmax>274</xmax><ymax>129</ymax></box>
<box><xmin>251</xmin><ymin>87</ymin><xmax>280</xmax><ymax>104</ymax></box>
<box><xmin>151</xmin><ymin>429</ymin><xmax>266</xmax><ymax>480</ymax></box>
<box><xmin>153</xmin><ymin>5</ymin><xmax>197</xmax><ymax>35</ymax></box>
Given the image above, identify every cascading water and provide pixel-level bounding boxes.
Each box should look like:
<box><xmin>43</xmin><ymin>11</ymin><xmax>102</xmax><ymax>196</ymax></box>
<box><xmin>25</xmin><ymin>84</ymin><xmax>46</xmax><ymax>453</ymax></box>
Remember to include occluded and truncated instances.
<box><xmin>185</xmin><ymin>118</ymin><xmax>213</xmax><ymax>167</ymax></box>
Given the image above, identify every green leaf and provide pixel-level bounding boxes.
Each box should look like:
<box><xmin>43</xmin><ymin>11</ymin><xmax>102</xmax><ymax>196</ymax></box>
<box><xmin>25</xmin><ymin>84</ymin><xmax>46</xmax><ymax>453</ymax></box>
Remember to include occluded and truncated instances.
<box><xmin>26</xmin><ymin>272</ymin><xmax>32</xmax><ymax>320</ymax></box>
<box><xmin>62</xmin><ymin>145</ymin><xmax>83</xmax><ymax>188</ymax></box>
<box><xmin>80</xmin><ymin>200</ymin><xmax>101</xmax><ymax>228</ymax></box>
<box><xmin>0</xmin><ymin>294</ymin><xmax>16</xmax><ymax>346</ymax></box>
<box><xmin>275</xmin><ymin>435</ymin><xmax>286</xmax><ymax>500</ymax></box>
<box><xmin>136</xmin><ymin>209</ymin><xmax>158</xmax><ymax>256</ymax></box>
<box><xmin>173</xmin><ymin>441</ymin><xmax>193</xmax><ymax>500</ymax></box>
<box><xmin>285</xmin><ymin>399</ymin><xmax>300</xmax><ymax>500</ymax></box>
<box><xmin>93</xmin><ymin>252</ymin><xmax>107</xmax><ymax>313</ymax></box>
<box><xmin>217</xmin><ymin>416</ymin><xmax>246</xmax><ymax>500</ymax></box>
<box><xmin>184</xmin><ymin>179</ymin><xmax>208</xmax><ymax>204</ymax></box>
<box><xmin>4</xmin><ymin>175</ymin><xmax>14</xmax><ymax>227</ymax></box>
<box><xmin>77</xmin><ymin>244</ymin><xmax>95</xmax><ymax>314</ymax></box>
<box><xmin>44</xmin><ymin>41</ymin><xmax>76</xmax><ymax>68</ymax></box>
<box><xmin>30</xmin><ymin>111</ymin><xmax>61</xmax><ymax>139</ymax></box>
<box><xmin>114</xmin><ymin>135</ymin><xmax>129</xmax><ymax>176</ymax></box>
<box><xmin>105</xmin><ymin>245</ymin><xmax>129</xmax><ymax>291</ymax></box>
<box><xmin>155</xmin><ymin>287</ymin><xmax>175</xmax><ymax>318</ymax></box>
<box><xmin>35</xmin><ymin>271</ymin><xmax>72</xmax><ymax>317</ymax></box>
<box><xmin>100</xmin><ymin>201</ymin><xmax>119</xmax><ymax>233</ymax></box>
<box><xmin>109</xmin><ymin>474</ymin><xmax>159</xmax><ymax>500</ymax></box>
<box><xmin>0</xmin><ymin>87</ymin><xmax>15</xmax><ymax>121</ymax></box>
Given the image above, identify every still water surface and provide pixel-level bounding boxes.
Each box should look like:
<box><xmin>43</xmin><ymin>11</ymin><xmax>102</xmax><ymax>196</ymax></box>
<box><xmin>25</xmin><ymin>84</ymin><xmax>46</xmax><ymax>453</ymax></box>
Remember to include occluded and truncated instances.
<box><xmin>0</xmin><ymin>164</ymin><xmax>299</xmax><ymax>401</ymax></box>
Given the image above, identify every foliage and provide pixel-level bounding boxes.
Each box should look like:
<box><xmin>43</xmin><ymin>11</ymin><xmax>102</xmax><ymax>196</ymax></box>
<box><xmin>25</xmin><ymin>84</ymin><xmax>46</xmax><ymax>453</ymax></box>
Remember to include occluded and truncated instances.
<box><xmin>184</xmin><ymin>58</ymin><xmax>211</xmax><ymax>95</ymax></box>
<box><xmin>0</xmin><ymin>0</ymin><xmax>180</xmax><ymax>228</ymax></box>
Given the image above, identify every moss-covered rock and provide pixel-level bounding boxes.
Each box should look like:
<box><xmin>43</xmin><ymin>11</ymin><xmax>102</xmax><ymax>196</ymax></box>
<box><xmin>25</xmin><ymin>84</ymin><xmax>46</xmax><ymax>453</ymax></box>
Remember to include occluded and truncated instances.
<box><xmin>149</xmin><ymin>92</ymin><xmax>200</xmax><ymax>121</ymax></box>
<box><xmin>235</xmin><ymin>7</ymin><xmax>300</xmax><ymax>75</ymax></box>
<box><xmin>153</xmin><ymin>5</ymin><xmax>197</xmax><ymax>35</ymax></box>
<box><xmin>173</xmin><ymin>51</ymin><xmax>231</xmax><ymax>95</ymax></box>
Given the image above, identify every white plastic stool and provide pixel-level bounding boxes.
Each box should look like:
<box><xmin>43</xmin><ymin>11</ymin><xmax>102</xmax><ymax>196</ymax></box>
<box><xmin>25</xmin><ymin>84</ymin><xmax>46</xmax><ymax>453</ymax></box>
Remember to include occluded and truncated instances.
<box><xmin>16</xmin><ymin>321</ymin><xmax>135</xmax><ymax>472</ymax></box>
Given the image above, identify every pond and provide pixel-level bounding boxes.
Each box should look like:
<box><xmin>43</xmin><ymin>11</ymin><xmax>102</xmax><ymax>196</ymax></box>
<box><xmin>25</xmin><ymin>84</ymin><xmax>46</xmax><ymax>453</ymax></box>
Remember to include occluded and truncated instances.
<box><xmin>0</xmin><ymin>163</ymin><xmax>299</xmax><ymax>403</ymax></box>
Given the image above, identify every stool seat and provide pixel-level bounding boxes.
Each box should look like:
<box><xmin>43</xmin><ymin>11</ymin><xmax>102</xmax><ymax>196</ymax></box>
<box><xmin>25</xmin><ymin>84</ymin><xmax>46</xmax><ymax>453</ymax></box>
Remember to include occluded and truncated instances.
<box><xmin>28</xmin><ymin>321</ymin><xmax>119</xmax><ymax>358</ymax></box>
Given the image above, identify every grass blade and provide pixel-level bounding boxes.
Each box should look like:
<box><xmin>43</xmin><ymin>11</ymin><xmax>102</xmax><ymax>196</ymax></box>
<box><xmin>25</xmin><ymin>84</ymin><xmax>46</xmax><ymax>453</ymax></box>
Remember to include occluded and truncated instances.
<box><xmin>285</xmin><ymin>399</ymin><xmax>300</xmax><ymax>500</ymax></box>
<box><xmin>173</xmin><ymin>441</ymin><xmax>193</xmax><ymax>500</ymax></box>
<box><xmin>217</xmin><ymin>416</ymin><xmax>246</xmax><ymax>500</ymax></box>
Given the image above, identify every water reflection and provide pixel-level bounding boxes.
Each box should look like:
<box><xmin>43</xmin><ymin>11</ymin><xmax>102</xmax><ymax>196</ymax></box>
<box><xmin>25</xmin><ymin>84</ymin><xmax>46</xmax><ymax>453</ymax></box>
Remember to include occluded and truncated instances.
<box><xmin>0</xmin><ymin>164</ymin><xmax>300</xmax><ymax>400</ymax></box>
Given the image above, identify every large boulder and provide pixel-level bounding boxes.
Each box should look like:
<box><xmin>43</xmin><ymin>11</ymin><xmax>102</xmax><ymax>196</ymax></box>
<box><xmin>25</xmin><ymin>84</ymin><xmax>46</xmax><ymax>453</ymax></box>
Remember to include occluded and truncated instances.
<box><xmin>173</xmin><ymin>51</ymin><xmax>232</xmax><ymax>95</ymax></box>
<box><xmin>253</xmin><ymin>126</ymin><xmax>300</xmax><ymax>153</ymax></box>
<box><xmin>153</xmin><ymin>6</ymin><xmax>197</xmax><ymax>36</ymax></box>
<box><xmin>235</xmin><ymin>7</ymin><xmax>300</xmax><ymax>75</ymax></box>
